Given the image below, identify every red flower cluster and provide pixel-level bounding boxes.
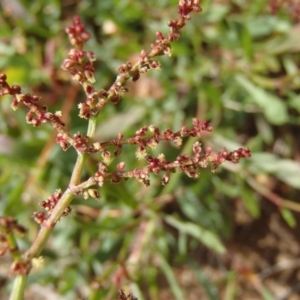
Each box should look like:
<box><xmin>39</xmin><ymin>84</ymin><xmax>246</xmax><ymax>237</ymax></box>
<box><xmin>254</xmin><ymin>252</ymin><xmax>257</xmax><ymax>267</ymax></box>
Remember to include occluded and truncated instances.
<box><xmin>33</xmin><ymin>189</ymin><xmax>71</xmax><ymax>225</ymax></box>
<box><xmin>65</xmin><ymin>15</ymin><xmax>90</xmax><ymax>48</ymax></box>
<box><xmin>0</xmin><ymin>0</ymin><xmax>251</xmax><ymax>226</ymax></box>
<box><xmin>68</xmin><ymin>120</ymin><xmax>251</xmax><ymax>193</ymax></box>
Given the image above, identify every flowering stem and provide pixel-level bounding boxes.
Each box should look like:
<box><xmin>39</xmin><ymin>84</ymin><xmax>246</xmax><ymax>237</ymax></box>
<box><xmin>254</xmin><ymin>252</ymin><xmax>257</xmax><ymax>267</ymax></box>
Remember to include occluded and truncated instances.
<box><xmin>22</xmin><ymin>113</ymin><xmax>95</xmax><ymax>264</ymax></box>
<box><xmin>0</xmin><ymin>2</ymin><xmax>253</xmax><ymax>298</ymax></box>
<box><xmin>10</xmin><ymin>152</ymin><xmax>86</xmax><ymax>299</ymax></box>
<box><xmin>162</xmin><ymin>137</ymin><xmax>195</xmax><ymax>195</ymax></box>
<box><xmin>24</xmin><ymin>156</ymin><xmax>83</xmax><ymax>262</ymax></box>
<box><xmin>10</xmin><ymin>120</ymin><xmax>93</xmax><ymax>299</ymax></box>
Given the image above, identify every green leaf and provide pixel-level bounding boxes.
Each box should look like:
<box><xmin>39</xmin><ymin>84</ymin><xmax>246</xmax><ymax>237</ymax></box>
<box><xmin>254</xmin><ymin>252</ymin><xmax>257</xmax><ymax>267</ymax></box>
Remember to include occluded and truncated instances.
<box><xmin>241</xmin><ymin>25</ymin><xmax>253</xmax><ymax>60</ymax></box>
<box><xmin>260</xmin><ymin>287</ymin><xmax>276</xmax><ymax>300</ymax></box>
<box><xmin>275</xmin><ymin>160</ymin><xmax>300</xmax><ymax>189</ymax></box>
<box><xmin>264</xmin><ymin>25</ymin><xmax>300</xmax><ymax>55</ymax></box>
<box><xmin>204</xmin><ymin>4</ymin><xmax>230</xmax><ymax>22</ymax></box>
<box><xmin>159</xmin><ymin>253</ymin><xmax>185</xmax><ymax>300</ymax></box>
<box><xmin>164</xmin><ymin>215</ymin><xmax>225</xmax><ymax>254</ymax></box>
<box><xmin>129</xmin><ymin>283</ymin><xmax>146</xmax><ymax>300</ymax></box>
<box><xmin>94</xmin><ymin>236</ymin><xmax>123</xmax><ymax>262</ymax></box>
<box><xmin>288</xmin><ymin>94</ymin><xmax>300</xmax><ymax>113</ymax></box>
<box><xmin>280</xmin><ymin>208</ymin><xmax>296</xmax><ymax>228</ymax></box>
<box><xmin>224</xmin><ymin>271</ymin><xmax>237</xmax><ymax>300</ymax></box>
<box><xmin>241</xmin><ymin>188</ymin><xmax>260</xmax><ymax>218</ymax></box>
<box><xmin>231</xmin><ymin>21</ymin><xmax>253</xmax><ymax>60</ymax></box>
<box><xmin>249</xmin><ymin>153</ymin><xmax>300</xmax><ymax>189</ymax></box>
<box><xmin>188</xmin><ymin>259</ymin><xmax>219</xmax><ymax>300</ymax></box>
<box><xmin>235</xmin><ymin>74</ymin><xmax>289</xmax><ymax>125</ymax></box>
<box><xmin>248</xmin><ymin>153</ymin><xmax>279</xmax><ymax>173</ymax></box>
<box><xmin>245</xmin><ymin>16</ymin><xmax>279</xmax><ymax>38</ymax></box>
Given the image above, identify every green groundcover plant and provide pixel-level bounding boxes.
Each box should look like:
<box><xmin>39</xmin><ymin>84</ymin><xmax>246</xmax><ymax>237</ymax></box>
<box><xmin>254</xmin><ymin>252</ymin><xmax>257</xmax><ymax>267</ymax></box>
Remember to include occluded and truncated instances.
<box><xmin>0</xmin><ymin>1</ymin><xmax>253</xmax><ymax>299</ymax></box>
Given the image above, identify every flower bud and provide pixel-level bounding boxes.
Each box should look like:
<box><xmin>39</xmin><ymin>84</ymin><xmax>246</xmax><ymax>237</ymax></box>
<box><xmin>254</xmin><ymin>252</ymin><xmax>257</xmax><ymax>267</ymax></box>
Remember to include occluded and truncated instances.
<box><xmin>88</xmin><ymin>189</ymin><xmax>100</xmax><ymax>199</ymax></box>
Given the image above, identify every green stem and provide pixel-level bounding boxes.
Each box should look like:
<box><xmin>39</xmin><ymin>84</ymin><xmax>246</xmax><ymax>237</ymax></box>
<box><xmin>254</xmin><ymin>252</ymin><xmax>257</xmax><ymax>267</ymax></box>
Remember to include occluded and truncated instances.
<box><xmin>87</xmin><ymin>116</ymin><xmax>97</xmax><ymax>138</ymax></box>
<box><xmin>22</xmin><ymin>114</ymin><xmax>94</xmax><ymax>263</ymax></box>
<box><xmin>24</xmin><ymin>153</ymin><xmax>85</xmax><ymax>262</ymax></box>
<box><xmin>10</xmin><ymin>145</ymin><xmax>87</xmax><ymax>299</ymax></box>
<box><xmin>9</xmin><ymin>275</ymin><xmax>27</xmax><ymax>300</ymax></box>
<box><xmin>5</xmin><ymin>232</ymin><xmax>22</xmax><ymax>261</ymax></box>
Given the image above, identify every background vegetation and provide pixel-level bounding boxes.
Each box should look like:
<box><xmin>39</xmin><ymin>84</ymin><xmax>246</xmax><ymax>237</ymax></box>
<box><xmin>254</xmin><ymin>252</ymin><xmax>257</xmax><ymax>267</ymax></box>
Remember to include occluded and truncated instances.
<box><xmin>1</xmin><ymin>0</ymin><xmax>300</xmax><ymax>299</ymax></box>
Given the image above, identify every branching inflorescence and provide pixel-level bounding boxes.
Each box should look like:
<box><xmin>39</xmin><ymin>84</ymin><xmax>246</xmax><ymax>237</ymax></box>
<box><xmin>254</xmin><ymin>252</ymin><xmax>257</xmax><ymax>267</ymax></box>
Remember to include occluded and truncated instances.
<box><xmin>0</xmin><ymin>1</ymin><xmax>250</xmax><ymax>295</ymax></box>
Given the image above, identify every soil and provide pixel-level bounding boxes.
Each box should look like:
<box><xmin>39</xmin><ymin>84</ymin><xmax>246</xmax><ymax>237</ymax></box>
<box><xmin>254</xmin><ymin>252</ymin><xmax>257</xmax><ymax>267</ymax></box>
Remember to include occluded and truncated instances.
<box><xmin>160</xmin><ymin>198</ymin><xmax>300</xmax><ymax>300</ymax></box>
